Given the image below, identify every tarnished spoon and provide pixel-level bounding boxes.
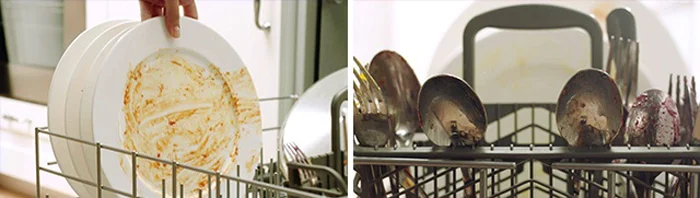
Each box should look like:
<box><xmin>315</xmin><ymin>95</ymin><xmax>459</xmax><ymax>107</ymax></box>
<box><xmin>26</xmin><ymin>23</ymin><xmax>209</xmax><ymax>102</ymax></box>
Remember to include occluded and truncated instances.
<box><xmin>556</xmin><ymin>69</ymin><xmax>624</xmax><ymax>147</ymax></box>
<box><xmin>418</xmin><ymin>74</ymin><xmax>487</xmax><ymax>147</ymax></box>
<box><xmin>367</xmin><ymin>50</ymin><xmax>421</xmax><ymax>147</ymax></box>
<box><xmin>626</xmin><ymin>89</ymin><xmax>680</xmax><ymax>198</ymax></box>
<box><xmin>556</xmin><ymin>69</ymin><xmax>623</xmax><ymax>196</ymax></box>
<box><xmin>418</xmin><ymin>74</ymin><xmax>486</xmax><ymax>198</ymax></box>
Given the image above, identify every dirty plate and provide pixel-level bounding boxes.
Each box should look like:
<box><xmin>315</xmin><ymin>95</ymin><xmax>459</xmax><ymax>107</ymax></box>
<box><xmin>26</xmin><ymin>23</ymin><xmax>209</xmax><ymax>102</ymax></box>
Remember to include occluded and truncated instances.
<box><xmin>89</xmin><ymin>17</ymin><xmax>261</xmax><ymax>198</ymax></box>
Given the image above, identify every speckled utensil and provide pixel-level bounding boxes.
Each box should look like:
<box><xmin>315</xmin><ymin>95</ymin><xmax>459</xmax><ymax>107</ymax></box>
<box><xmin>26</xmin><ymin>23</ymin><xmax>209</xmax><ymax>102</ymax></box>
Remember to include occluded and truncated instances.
<box><xmin>626</xmin><ymin>89</ymin><xmax>680</xmax><ymax>198</ymax></box>
<box><xmin>626</xmin><ymin>89</ymin><xmax>680</xmax><ymax>147</ymax></box>
<box><xmin>368</xmin><ymin>50</ymin><xmax>421</xmax><ymax>147</ymax></box>
<box><xmin>556</xmin><ymin>69</ymin><xmax>624</xmax><ymax>147</ymax></box>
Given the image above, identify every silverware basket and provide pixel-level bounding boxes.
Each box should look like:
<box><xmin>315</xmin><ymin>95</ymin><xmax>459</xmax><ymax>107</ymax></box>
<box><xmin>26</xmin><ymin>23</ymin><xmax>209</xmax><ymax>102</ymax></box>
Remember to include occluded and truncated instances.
<box><xmin>354</xmin><ymin>4</ymin><xmax>700</xmax><ymax>198</ymax></box>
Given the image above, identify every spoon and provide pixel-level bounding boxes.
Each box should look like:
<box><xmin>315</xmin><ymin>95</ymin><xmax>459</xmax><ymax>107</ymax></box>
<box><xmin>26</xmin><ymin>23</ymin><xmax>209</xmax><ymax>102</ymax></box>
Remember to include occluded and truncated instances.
<box><xmin>556</xmin><ymin>69</ymin><xmax>623</xmax><ymax>196</ymax></box>
<box><xmin>366</xmin><ymin>51</ymin><xmax>427</xmax><ymax>197</ymax></box>
<box><xmin>626</xmin><ymin>89</ymin><xmax>680</xmax><ymax>198</ymax></box>
<box><xmin>418</xmin><ymin>74</ymin><xmax>486</xmax><ymax>197</ymax></box>
<box><xmin>367</xmin><ymin>50</ymin><xmax>421</xmax><ymax>147</ymax></box>
<box><xmin>556</xmin><ymin>69</ymin><xmax>624</xmax><ymax>147</ymax></box>
<box><xmin>418</xmin><ymin>74</ymin><xmax>487</xmax><ymax>147</ymax></box>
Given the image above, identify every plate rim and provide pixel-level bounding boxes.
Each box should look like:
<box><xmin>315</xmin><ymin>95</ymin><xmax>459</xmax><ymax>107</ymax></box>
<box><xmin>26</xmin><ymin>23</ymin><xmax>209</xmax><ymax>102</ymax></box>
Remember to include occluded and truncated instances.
<box><xmin>65</xmin><ymin>21</ymin><xmax>136</xmax><ymax>198</ymax></box>
<box><xmin>48</xmin><ymin>19</ymin><xmax>127</xmax><ymax>198</ymax></box>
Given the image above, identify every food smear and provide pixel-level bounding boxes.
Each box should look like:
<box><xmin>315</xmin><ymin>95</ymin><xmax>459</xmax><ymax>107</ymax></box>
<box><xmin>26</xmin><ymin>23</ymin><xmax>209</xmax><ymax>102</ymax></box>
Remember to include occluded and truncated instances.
<box><xmin>120</xmin><ymin>49</ymin><xmax>260</xmax><ymax>197</ymax></box>
<box><xmin>560</xmin><ymin>94</ymin><xmax>610</xmax><ymax>146</ymax></box>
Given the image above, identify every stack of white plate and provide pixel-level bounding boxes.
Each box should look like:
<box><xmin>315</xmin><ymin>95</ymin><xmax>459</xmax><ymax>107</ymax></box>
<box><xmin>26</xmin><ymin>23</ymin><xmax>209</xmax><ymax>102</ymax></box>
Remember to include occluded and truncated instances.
<box><xmin>48</xmin><ymin>17</ymin><xmax>262</xmax><ymax>198</ymax></box>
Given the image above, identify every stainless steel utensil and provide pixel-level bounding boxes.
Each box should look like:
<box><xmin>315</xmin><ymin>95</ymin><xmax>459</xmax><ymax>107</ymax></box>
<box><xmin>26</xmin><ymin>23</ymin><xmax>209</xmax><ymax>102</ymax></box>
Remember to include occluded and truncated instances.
<box><xmin>366</xmin><ymin>51</ymin><xmax>428</xmax><ymax>197</ymax></box>
<box><xmin>626</xmin><ymin>89</ymin><xmax>680</xmax><ymax>198</ymax></box>
<box><xmin>353</xmin><ymin>57</ymin><xmax>392</xmax><ymax>147</ymax></box>
<box><xmin>367</xmin><ymin>50</ymin><xmax>421</xmax><ymax>147</ymax></box>
<box><xmin>626</xmin><ymin>89</ymin><xmax>679</xmax><ymax>149</ymax></box>
<box><xmin>556</xmin><ymin>69</ymin><xmax>624</xmax><ymax>147</ymax></box>
<box><xmin>670</xmin><ymin>75</ymin><xmax>695</xmax><ymax>146</ymax></box>
<box><xmin>667</xmin><ymin>75</ymin><xmax>698</xmax><ymax>198</ymax></box>
<box><xmin>555</xmin><ymin>69</ymin><xmax>623</xmax><ymax>197</ymax></box>
<box><xmin>283</xmin><ymin>143</ymin><xmax>319</xmax><ymax>187</ymax></box>
<box><xmin>418</xmin><ymin>74</ymin><xmax>486</xmax><ymax>198</ymax></box>
<box><xmin>418</xmin><ymin>74</ymin><xmax>487</xmax><ymax>147</ymax></box>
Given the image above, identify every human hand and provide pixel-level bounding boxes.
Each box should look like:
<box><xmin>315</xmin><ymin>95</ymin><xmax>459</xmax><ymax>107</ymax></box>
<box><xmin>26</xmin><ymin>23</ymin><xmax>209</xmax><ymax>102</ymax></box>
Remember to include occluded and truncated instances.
<box><xmin>140</xmin><ymin>0</ymin><xmax>198</xmax><ymax>38</ymax></box>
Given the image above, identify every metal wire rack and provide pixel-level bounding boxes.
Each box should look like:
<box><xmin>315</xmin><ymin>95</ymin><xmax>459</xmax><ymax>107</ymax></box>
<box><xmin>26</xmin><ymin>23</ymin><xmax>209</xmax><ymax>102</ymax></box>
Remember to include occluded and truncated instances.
<box><xmin>353</xmin><ymin>4</ymin><xmax>700</xmax><ymax>198</ymax></box>
<box><xmin>35</xmin><ymin>90</ymin><xmax>348</xmax><ymax>198</ymax></box>
<box><xmin>354</xmin><ymin>104</ymin><xmax>700</xmax><ymax>198</ymax></box>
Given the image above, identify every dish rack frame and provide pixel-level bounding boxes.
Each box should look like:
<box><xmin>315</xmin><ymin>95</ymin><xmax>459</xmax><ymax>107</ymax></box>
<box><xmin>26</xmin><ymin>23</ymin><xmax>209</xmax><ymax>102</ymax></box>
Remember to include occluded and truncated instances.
<box><xmin>35</xmin><ymin>88</ymin><xmax>348</xmax><ymax>198</ymax></box>
<box><xmin>353</xmin><ymin>4</ymin><xmax>700</xmax><ymax>198</ymax></box>
<box><xmin>354</xmin><ymin>105</ymin><xmax>700</xmax><ymax>198</ymax></box>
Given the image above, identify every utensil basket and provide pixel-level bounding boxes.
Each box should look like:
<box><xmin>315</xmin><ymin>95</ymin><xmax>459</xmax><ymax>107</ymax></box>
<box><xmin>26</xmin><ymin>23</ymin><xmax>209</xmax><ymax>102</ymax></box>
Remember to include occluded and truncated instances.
<box><xmin>35</xmin><ymin>90</ymin><xmax>348</xmax><ymax>198</ymax></box>
<box><xmin>354</xmin><ymin>4</ymin><xmax>700</xmax><ymax>198</ymax></box>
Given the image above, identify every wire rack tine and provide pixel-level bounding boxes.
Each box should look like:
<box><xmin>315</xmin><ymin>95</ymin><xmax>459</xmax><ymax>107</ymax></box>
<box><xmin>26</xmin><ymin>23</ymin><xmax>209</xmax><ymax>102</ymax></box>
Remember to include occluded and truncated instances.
<box><xmin>35</xmin><ymin>125</ymin><xmax>330</xmax><ymax>198</ymax></box>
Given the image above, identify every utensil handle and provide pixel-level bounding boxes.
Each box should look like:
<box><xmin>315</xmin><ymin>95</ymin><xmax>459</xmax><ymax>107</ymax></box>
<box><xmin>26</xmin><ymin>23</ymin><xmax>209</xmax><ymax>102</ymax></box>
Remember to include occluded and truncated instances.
<box><xmin>463</xmin><ymin>4</ymin><xmax>603</xmax><ymax>87</ymax></box>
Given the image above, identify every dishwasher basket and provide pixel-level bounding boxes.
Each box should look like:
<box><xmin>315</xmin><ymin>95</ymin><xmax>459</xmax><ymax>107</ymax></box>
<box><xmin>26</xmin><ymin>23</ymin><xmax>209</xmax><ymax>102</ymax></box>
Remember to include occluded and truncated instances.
<box><xmin>354</xmin><ymin>4</ymin><xmax>700</xmax><ymax>198</ymax></box>
<box><xmin>36</xmin><ymin>88</ymin><xmax>348</xmax><ymax>198</ymax></box>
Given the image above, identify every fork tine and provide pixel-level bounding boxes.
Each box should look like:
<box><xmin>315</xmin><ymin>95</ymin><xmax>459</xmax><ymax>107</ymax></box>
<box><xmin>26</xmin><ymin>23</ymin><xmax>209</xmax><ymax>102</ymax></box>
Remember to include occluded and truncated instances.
<box><xmin>353</xmin><ymin>57</ymin><xmax>374</xmax><ymax>113</ymax></box>
<box><xmin>291</xmin><ymin>143</ymin><xmax>318</xmax><ymax>181</ymax></box>
<box><xmin>354</xmin><ymin>56</ymin><xmax>386</xmax><ymax>114</ymax></box>
<box><xmin>670</xmin><ymin>74</ymin><xmax>674</xmax><ymax>97</ymax></box>
<box><xmin>290</xmin><ymin>143</ymin><xmax>316</xmax><ymax>184</ymax></box>
<box><xmin>678</xmin><ymin>75</ymin><xmax>681</xmax><ymax>106</ymax></box>
<box><xmin>283</xmin><ymin>144</ymin><xmax>305</xmax><ymax>183</ymax></box>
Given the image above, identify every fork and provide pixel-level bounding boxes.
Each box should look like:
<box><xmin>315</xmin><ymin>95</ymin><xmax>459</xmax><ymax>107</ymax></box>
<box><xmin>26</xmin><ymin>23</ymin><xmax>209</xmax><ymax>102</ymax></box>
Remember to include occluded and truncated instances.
<box><xmin>352</xmin><ymin>56</ymin><xmax>393</xmax><ymax>147</ymax></box>
<box><xmin>283</xmin><ymin>143</ymin><xmax>319</xmax><ymax>187</ymax></box>
<box><xmin>668</xmin><ymin>74</ymin><xmax>697</xmax><ymax>145</ymax></box>
<box><xmin>666</xmin><ymin>74</ymin><xmax>697</xmax><ymax>197</ymax></box>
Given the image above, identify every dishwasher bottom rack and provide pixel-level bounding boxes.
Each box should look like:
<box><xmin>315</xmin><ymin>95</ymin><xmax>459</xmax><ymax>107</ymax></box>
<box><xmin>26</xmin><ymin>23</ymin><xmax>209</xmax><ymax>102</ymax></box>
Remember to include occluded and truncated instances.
<box><xmin>34</xmin><ymin>126</ymin><xmax>346</xmax><ymax>198</ymax></box>
<box><xmin>353</xmin><ymin>146</ymin><xmax>700</xmax><ymax>198</ymax></box>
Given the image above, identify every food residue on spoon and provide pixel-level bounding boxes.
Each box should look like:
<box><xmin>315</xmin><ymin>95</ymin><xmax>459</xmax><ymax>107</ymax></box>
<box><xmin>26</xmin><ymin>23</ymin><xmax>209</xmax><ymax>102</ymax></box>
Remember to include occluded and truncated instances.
<box><xmin>561</xmin><ymin>94</ymin><xmax>610</xmax><ymax>146</ymax></box>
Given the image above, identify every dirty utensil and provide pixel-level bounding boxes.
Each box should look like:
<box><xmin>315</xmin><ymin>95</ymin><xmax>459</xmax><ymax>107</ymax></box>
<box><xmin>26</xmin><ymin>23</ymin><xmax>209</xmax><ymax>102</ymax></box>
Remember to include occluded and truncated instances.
<box><xmin>556</xmin><ymin>69</ymin><xmax>624</xmax><ymax>147</ymax></box>
<box><xmin>368</xmin><ymin>50</ymin><xmax>421</xmax><ymax>147</ymax></box>
<box><xmin>367</xmin><ymin>51</ymin><xmax>427</xmax><ymax>197</ymax></box>
<box><xmin>418</xmin><ymin>74</ymin><xmax>487</xmax><ymax>147</ymax></box>
<box><xmin>418</xmin><ymin>74</ymin><xmax>486</xmax><ymax>198</ymax></box>
<box><xmin>625</xmin><ymin>89</ymin><xmax>679</xmax><ymax>152</ymax></box>
<box><xmin>626</xmin><ymin>89</ymin><xmax>680</xmax><ymax>198</ymax></box>
<box><xmin>668</xmin><ymin>75</ymin><xmax>699</xmax><ymax>197</ymax></box>
<box><xmin>353</xmin><ymin>57</ymin><xmax>392</xmax><ymax>147</ymax></box>
<box><xmin>352</xmin><ymin>57</ymin><xmax>393</xmax><ymax>197</ymax></box>
<box><xmin>556</xmin><ymin>69</ymin><xmax>623</xmax><ymax>197</ymax></box>
<box><xmin>667</xmin><ymin>75</ymin><xmax>696</xmax><ymax>146</ymax></box>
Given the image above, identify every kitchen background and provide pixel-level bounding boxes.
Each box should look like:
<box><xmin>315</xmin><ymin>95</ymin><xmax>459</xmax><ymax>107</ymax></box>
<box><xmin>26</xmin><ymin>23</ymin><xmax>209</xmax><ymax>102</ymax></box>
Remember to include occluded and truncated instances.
<box><xmin>0</xmin><ymin>0</ymin><xmax>346</xmax><ymax>197</ymax></box>
<box><xmin>355</xmin><ymin>1</ymin><xmax>699</xmax><ymax>84</ymax></box>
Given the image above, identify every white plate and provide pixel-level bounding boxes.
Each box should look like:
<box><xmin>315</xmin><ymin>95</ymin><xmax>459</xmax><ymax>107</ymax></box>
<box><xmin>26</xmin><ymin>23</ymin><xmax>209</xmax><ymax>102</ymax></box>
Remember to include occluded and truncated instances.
<box><xmin>48</xmin><ymin>20</ymin><xmax>127</xmax><ymax>198</ymax></box>
<box><xmin>280</xmin><ymin>68</ymin><xmax>347</xmax><ymax>178</ymax></box>
<box><xmin>428</xmin><ymin>0</ymin><xmax>688</xmax><ymax>102</ymax></box>
<box><xmin>90</xmin><ymin>17</ymin><xmax>261</xmax><ymax>198</ymax></box>
<box><xmin>64</xmin><ymin>21</ymin><xmax>136</xmax><ymax>198</ymax></box>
